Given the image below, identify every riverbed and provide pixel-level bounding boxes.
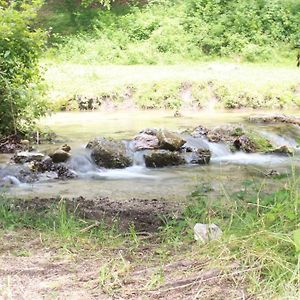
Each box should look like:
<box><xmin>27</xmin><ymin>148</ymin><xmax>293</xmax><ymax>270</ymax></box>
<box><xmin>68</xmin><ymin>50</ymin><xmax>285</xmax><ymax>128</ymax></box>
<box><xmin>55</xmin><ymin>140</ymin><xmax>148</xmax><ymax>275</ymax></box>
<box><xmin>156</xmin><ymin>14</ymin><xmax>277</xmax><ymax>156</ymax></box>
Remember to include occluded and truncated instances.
<box><xmin>1</xmin><ymin>110</ymin><xmax>299</xmax><ymax>201</ymax></box>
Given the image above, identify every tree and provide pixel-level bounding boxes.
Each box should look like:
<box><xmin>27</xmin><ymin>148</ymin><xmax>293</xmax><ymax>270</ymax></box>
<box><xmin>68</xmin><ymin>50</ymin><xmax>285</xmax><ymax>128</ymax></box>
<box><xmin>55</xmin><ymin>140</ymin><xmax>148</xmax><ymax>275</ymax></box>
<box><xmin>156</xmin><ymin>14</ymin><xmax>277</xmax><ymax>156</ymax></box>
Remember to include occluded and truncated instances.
<box><xmin>0</xmin><ymin>0</ymin><xmax>48</xmax><ymax>135</ymax></box>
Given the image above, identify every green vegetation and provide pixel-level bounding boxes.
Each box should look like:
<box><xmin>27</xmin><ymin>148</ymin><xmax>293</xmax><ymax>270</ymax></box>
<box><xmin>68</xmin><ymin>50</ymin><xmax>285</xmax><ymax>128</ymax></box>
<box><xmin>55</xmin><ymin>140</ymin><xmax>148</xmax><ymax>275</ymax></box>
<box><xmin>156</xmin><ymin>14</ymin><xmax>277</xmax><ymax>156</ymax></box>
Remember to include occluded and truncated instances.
<box><xmin>1</xmin><ymin>173</ymin><xmax>299</xmax><ymax>297</ymax></box>
<box><xmin>0</xmin><ymin>1</ymin><xmax>48</xmax><ymax>136</ymax></box>
<box><xmin>41</xmin><ymin>0</ymin><xmax>300</xmax><ymax>64</ymax></box>
<box><xmin>45</xmin><ymin>64</ymin><xmax>300</xmax><ymax>111</ymax></box>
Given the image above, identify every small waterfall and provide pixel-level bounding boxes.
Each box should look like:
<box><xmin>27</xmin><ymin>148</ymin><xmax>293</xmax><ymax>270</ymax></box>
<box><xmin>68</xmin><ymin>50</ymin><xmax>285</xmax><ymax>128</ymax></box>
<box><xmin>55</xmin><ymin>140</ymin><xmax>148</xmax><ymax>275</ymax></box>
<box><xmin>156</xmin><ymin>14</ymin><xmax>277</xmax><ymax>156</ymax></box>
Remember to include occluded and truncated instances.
<box><xmin>260</xmin><ymin>131</ymin><xmax>298</xmax><ymax>148</ymax></box>
<box><xmin>67</xmin><ymin>149</ymin><xmax>99</xmax><ymax>174</ymax></box>
<box><xmin>211</xmin><ymin>152</ymin><xmax>287</xmax><ymax>166</ymax></box>
<box><xmin>2</xmin><ymin>175</ymin><xmax>22</xmax><ymax>186</ymax></box>
<box><xmin>132</xmin><ymin>151</ymin><xmax>146</xmax><ymax>167</ymax></box>
<box><xmin>207</xmin><ymin>142</ymin><xmax>232</xmax><ymax>158</ymax></box>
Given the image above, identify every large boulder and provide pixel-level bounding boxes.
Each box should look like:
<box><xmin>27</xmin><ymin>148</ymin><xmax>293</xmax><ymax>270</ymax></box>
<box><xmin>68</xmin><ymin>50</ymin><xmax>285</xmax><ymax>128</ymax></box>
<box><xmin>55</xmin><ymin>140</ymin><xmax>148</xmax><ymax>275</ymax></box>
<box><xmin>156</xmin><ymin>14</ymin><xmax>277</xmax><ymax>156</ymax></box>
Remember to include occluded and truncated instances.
<box><xmin>144</xmin><ymin>150</ymin><xmax>185</xmax><ymax>168</ymax></box>
<box><xmin>13</xmin><ymin>151</ymin><xmax>45</xmax><ymax>164</ymax></box>
<box><xmin>157</xmin><ymin>129</ymin><xmax>186</xmax><ymax>151</ymax></box>
<box><xmin>133</xmin><ymin>133</ymin><xmax>159</xmax><ymax>151</ymax></box>
<box><xmin>86</xmin><ymin>137</ymin><xmax>132</xmax><ymax>169</ymax></box>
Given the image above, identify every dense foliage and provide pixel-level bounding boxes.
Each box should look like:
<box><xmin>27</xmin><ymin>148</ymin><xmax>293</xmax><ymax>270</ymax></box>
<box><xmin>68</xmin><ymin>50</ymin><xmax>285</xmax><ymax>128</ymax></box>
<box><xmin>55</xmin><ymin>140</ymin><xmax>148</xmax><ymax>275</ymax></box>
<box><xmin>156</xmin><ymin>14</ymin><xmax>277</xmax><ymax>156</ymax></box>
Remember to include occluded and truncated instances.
<box><xmin>0</xmin><ymin>1</ymin><xmax>47</xmax><ymax>135</ymax></box>
<box><xmin>44</xmin><ymin>0</ymin><xmax>300</xmax><ymax>64</ymax></box>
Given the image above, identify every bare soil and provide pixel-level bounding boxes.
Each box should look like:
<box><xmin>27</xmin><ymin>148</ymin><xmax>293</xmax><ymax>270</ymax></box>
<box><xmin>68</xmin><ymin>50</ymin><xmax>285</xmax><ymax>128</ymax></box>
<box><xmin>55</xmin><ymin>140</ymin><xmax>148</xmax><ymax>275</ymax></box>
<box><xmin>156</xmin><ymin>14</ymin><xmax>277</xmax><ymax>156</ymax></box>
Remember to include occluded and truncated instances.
<box><xmin>0</xmin><ymin>230</ymin><xmax>251</xmax><ymax>299</ymax></box>
<box><xmin>13</xmin><ymin>196</ymin><xmax>183</xmax><ymax>232</ymax></box>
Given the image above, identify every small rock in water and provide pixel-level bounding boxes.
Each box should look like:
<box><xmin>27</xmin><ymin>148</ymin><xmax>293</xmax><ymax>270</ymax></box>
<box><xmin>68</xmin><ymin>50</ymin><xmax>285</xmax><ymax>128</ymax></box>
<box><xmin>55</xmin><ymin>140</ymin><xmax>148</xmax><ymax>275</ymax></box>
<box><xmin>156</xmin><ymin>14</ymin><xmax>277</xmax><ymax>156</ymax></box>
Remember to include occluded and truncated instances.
<box><xmin>61</xmin><ymin>144</ymin><xmax>71</xmax><ymax>152</ymax></box>
<box><xmin>267</xmin><ymin>145</ymin><xmax>294</xmax><ymax>156</ymax></box>
<box><xmin>194</xmin><ymin>223</ymin><xmax>222</xmax><ymax>242</ymax></box>
<box><xmin>50</xmin><ymin>149</ymin><xmax>71</xmax><ymax>163</ymax></box>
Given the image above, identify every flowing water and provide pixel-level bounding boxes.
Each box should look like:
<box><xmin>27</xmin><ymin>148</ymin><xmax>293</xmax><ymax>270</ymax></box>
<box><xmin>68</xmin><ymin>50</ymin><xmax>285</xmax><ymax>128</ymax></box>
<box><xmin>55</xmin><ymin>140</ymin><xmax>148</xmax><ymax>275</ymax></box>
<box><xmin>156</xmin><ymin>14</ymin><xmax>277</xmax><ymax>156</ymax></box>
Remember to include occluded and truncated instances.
<box><xmin>1</xmin><ymin>110</ymin><xmax>299</xmax><ymax>201</ymax></box>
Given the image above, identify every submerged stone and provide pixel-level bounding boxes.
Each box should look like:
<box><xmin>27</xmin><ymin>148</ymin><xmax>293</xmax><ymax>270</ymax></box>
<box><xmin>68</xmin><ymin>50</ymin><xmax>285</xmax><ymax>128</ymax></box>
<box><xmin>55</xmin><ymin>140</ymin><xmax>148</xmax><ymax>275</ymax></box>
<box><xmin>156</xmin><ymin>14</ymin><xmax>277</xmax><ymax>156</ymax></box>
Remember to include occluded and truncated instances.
<box><xmin>188</xmin><ymin>148</ymin><xmax>211</xmax><ymax>164</ymax></box>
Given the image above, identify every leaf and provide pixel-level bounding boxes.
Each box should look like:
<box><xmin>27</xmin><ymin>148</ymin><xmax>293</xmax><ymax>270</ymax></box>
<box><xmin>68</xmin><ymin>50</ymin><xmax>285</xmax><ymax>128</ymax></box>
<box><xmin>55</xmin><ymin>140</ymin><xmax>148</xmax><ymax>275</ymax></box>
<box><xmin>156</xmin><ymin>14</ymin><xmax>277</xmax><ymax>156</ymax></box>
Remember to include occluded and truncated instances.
<box><xmin>4</xmin><ymin>50</ymin><xmax>10</xmax><ymax>58</ymax></box>
<box><xmin>293</xmin><ymin>229</ymin><xmax>300</xmax><ymax>253</ymax></box>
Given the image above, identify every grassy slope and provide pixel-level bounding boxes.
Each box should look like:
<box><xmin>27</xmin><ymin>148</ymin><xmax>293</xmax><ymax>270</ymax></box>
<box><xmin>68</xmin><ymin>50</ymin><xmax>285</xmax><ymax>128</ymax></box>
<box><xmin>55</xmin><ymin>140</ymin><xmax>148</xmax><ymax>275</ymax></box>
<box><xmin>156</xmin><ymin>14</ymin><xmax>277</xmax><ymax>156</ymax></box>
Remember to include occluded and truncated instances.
<box><xmin>44</xmin><ymin>61</ymin><xmax>300</xmax><ymax>110</ymax></box>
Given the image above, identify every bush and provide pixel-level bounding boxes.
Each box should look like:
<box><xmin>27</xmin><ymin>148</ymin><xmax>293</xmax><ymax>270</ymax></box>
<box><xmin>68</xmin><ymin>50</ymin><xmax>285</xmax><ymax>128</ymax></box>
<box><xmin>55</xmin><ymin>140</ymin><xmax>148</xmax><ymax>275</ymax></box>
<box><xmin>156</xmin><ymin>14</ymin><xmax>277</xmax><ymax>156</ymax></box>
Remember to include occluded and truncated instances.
<box><xmin>0</xmin><ymin>1</ymin><xmax>48</xmax><ymax>136</ymax></box>
<box><xmin>43</xmin><ymin>0</ymin><xmax>300</xmax><ymax>64</ymax></box>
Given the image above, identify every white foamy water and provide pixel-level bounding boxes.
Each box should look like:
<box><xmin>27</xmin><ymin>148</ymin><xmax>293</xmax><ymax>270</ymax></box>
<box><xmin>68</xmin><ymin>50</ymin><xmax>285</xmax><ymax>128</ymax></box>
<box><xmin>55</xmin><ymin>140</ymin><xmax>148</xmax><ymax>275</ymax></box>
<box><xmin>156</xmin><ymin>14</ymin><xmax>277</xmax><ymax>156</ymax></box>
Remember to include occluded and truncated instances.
<box><xmin>2</xmin><ymin>175</ymin><xmax>22</xmax><ymax>186</ymax></box>
<box><xmin>260</xmin><ymin>131</ymin><xmax>298</xmax><ymax>148</ymax></box>
<box><xmin>207</xmin><ymin>142</ymin><xmax>232</xmax><ymax>157</ymax></box>
<box><xmin>77</xmin><ymin>166</ymin><xmax>155</xmax><ymax>180</ymax></box>
<box><xmin>211</xmin><ymin>152</ymin><xmax>288</xmax><ymax>166</ymax></box>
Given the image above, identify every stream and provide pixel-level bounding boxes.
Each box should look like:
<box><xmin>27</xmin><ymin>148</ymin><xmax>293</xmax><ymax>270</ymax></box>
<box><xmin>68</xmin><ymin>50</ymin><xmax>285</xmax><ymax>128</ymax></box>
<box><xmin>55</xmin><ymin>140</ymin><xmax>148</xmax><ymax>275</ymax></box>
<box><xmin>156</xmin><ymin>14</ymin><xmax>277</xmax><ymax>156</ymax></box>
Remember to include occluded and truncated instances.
<box><xmin>0</xmin><ymin>110</ymin><xmax>299</xmax><ymax>201</ymax></box>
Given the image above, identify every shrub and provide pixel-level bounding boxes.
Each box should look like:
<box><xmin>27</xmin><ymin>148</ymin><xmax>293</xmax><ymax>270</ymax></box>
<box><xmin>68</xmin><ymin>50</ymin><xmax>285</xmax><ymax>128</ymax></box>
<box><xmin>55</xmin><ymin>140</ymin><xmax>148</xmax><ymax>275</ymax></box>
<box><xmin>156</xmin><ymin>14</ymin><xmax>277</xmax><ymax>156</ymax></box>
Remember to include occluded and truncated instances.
<box><xmin>0</xmin><ymin>1</ymin><xmax>48</xmax><ymax>136</ymax></box>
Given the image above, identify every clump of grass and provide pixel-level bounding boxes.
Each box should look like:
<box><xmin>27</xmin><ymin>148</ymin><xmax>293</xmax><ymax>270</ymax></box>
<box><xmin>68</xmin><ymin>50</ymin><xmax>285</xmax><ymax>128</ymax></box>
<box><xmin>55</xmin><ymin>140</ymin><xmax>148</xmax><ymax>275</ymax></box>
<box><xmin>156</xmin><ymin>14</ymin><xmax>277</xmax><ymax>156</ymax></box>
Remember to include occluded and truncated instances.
<box><xmin>172</xmin><ymin>171</ymin><xmax>300</xmax><ymax>297</ymax></box>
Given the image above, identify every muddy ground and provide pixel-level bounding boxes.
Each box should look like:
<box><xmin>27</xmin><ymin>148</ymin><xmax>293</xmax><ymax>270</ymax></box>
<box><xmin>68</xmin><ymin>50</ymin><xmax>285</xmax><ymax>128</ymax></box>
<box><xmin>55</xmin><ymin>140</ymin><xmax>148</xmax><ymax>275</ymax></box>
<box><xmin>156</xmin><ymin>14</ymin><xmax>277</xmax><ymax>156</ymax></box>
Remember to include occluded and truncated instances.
<box><xmin>11</xmin><ymin>196</ymin><xmax>183</xmax><ymax>232</ymax></box>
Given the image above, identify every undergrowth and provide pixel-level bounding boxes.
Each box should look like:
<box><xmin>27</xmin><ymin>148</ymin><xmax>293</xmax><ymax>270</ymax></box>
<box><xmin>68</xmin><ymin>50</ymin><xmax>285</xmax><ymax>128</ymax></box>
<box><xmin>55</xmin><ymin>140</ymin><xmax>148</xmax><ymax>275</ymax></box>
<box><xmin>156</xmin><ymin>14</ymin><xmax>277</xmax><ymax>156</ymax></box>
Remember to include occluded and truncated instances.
<box><xmin>40</xmin><ymin>0</ymin><xmax>300</xmax><ymax>65</ymax></box>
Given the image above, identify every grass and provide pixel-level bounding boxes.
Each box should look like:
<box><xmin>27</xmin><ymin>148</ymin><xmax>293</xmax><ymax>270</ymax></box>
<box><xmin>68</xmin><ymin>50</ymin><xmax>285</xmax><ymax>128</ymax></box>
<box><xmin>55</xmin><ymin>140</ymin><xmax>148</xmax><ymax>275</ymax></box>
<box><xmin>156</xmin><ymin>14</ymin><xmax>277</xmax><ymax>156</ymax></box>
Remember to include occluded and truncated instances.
<box><xmin>43</xmin><ymin>61</ymin><xmax>300</xmax><ymax>111</ymax></box>
<box><xmin>0</xmin><ymin>172</ymin><xmax>299</xmax><ymax>298</ymax></box>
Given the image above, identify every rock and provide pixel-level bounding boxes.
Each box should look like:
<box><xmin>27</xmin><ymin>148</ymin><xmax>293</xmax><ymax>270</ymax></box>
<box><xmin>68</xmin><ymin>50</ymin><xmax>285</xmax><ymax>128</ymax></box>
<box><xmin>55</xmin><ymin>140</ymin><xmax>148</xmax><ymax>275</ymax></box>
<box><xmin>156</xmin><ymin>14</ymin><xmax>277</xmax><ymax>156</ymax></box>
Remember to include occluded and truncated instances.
<box><xmin>0</xmin><ymin>135</ymin><xmax>25</xmax><ymax>154</ymax></box>
<box><xmin>140</xmin><ymin>128</ymin><xmax>158</xmax><ymax>136</ymax></box>
<box><xmin>194</xmin><ymin>223</ymin><xmax>222</xmax><ymax>242</ymax></box>
<box><xmin>13</xmin><ymin>151</ymin><xmax>45</xmax><ymax>164</ymax></box>
<box><xmin>133</xmin><ymin>133</ymin><xmax>159</xmax><ymax>151</ymax></box>
<box><xmin>174</xmin><ymin>110</ymin><xmax>182</xmax><ymax>117</ymax></box>
<box><xmin>157</xmin><ymin>129</ymin><xmax>186</xmax><ymax>151</ymax></box>
<box><xmin>188</xmin><ymin>149</ymin><xmax>211</xmax><ymax>164</ymax></box>
<box><xmin>249</xmin><ymin>114</ymin><xmax>300</xmax><ymax>126</ymax></box>
<box><xmin>61</xmin><ymin>144</ymin><xmax>71</xmax><ymax>152</ymax></box>
<box><xmin>267</xmin><ymin>145</ymin><xmax>294</xmax><ymax>156</ymax></box>
<box><xmin>144</xmin><ymin>150</ymin><xmax>185</xmax><ymax>168</ymax></box>
<box><xmin>27</xmin><ymin>156</ymin><xmax>53</xmax><ymax>173</ymax></box>
<box><xmin>86</xmin><ymin>137</ymin><xmax>132</xmax><ymax>169</ymax></box>
<box><xmin>191</xmin><ymin>126</ymin><xmax>209</xmax><ymax>138</ymax></box>
<box><xmin>50</xmin><ymin>149</ymin><xmax>71</xmax><ymax>163</ymax></box>
<box><xmin>233</xmin><ymin>135</ymin><xmax>258</xmax><ymax>153</ymax></box>
<box><xmin>264</xmin><ymin>169</ymin><xmax>280</xmax><ymax>177</ymax></box>
<box><xmin>192</xmin><ymin>124</ymin><xmax>274</xmax><ymax>153</ymax></box>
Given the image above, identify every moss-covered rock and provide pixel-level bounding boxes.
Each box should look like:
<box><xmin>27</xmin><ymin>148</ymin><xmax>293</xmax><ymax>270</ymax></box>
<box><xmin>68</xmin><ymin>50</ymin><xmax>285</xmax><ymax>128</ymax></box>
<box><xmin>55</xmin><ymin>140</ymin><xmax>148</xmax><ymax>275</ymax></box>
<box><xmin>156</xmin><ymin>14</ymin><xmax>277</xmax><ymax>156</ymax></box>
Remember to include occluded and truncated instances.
<box><xmin>144</xmin><ymin>150</ymin><xmax>185</xmax><ymax>168</ymax></box>
<box><xmin>266</xmin><ymin>145</ymin><xmax>294</xmax><ymax>156</ymax></box>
